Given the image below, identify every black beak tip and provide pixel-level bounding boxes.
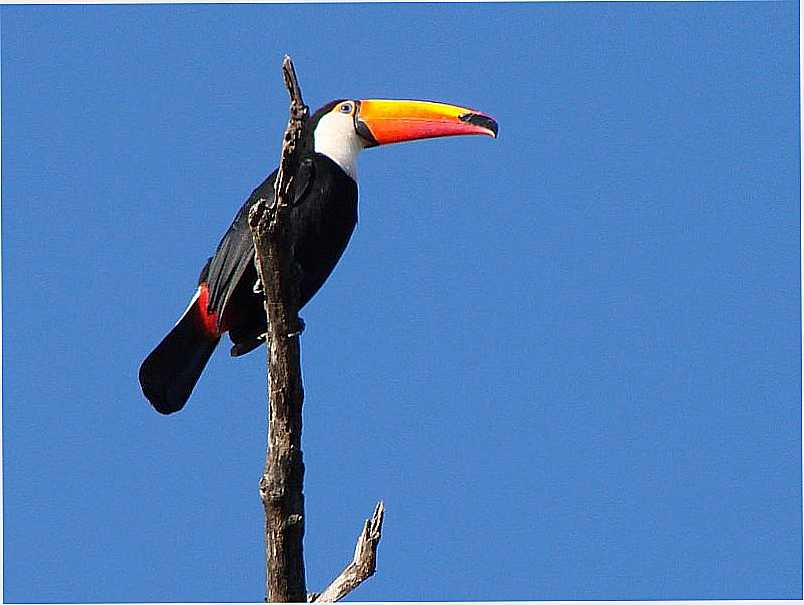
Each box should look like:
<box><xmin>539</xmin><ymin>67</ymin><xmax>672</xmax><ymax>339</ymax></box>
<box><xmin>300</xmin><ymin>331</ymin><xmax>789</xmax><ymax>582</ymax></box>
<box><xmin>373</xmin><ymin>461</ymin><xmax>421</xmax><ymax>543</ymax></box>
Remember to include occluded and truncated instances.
<box><xmin>460</xmin><ymin>112</ymin><xmax>499</xmax><ymax>138</ymax></box>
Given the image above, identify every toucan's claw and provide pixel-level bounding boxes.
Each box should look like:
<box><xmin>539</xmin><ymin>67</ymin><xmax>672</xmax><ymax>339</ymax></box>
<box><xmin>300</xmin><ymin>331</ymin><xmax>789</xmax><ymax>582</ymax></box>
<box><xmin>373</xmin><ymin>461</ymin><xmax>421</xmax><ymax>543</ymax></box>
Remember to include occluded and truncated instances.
<box><xmin>287</xmin><ymin>317</ymin><xmax>305</xmax><ymax>339</ymax></box>
<box><xmin>253</xmin><ymin>278</ymin><xmax>263</xmax><ymax>295</ymax></box>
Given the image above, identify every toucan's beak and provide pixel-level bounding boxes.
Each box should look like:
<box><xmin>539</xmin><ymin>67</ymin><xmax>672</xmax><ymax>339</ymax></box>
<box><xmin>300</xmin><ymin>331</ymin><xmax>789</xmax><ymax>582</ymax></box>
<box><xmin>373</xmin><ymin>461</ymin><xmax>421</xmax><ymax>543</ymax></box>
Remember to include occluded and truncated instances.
<box><xmin>355</xmin><ymin>99</ymin><xmax>498</xmax><ymax>147</ymax></box>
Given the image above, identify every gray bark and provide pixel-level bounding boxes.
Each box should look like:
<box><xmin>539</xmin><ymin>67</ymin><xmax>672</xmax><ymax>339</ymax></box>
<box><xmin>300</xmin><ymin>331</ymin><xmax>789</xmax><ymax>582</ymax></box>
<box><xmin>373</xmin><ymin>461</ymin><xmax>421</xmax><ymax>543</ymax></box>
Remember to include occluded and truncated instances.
<box><xmin>248</xmin><ymin>56</ymin><xmax>309</xmax><ymax>604</ymax></box>
<box><xmin>249</xmin><ymin>57</ymin><xmax>385</xmax><ymax>603</ymax></box>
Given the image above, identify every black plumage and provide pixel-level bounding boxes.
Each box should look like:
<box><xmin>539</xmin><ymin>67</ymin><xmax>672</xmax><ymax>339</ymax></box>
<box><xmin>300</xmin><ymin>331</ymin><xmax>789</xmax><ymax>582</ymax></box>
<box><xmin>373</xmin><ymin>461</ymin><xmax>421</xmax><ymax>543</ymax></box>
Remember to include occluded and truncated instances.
<box><xmin>208</xmin><ymin>152</ymin><xmax>358</xmax><ymax>356</ymax></box>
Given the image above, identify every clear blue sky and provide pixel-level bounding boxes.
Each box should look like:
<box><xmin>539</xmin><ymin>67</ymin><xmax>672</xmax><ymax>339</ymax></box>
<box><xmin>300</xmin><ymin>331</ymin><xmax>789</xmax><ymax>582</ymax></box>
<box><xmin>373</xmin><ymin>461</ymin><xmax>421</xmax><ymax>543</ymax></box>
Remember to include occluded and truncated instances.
<box><xmin>2</xmin><ymin>2</ymin><xmax>801</xmax><ymax>602</ymax></box>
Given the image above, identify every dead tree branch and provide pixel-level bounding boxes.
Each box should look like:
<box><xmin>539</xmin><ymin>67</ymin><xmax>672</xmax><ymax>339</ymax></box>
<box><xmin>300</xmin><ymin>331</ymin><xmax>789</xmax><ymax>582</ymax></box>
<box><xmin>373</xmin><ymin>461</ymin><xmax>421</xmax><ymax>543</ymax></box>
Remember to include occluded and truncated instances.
<box><xmin>310</xmin><ymin>501</ymin><xmax>386</xmax><ymax>602</ymax></box>
<box><xmin>248</xmin><ymin>55</ymin><xmax>309</xmax><ymax>604</ymax></box>
<box><xmin>248</xmin><ymin>56</ymin><xmax>385</xmax><ymax>603</ymax></box>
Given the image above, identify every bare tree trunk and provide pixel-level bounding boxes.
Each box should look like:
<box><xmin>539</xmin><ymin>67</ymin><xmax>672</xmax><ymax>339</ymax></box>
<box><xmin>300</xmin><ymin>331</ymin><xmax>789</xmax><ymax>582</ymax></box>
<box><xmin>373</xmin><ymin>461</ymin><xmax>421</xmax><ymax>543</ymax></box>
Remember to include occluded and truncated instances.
<box><xmin>249</xmin><ymin>56</ymin><xmax>385</xmax><ymax>603</ymax></box>
<box><xmin>248</xmin><ymin>56</ymin><xmax>309</xmax><ymax>604</ymax></box>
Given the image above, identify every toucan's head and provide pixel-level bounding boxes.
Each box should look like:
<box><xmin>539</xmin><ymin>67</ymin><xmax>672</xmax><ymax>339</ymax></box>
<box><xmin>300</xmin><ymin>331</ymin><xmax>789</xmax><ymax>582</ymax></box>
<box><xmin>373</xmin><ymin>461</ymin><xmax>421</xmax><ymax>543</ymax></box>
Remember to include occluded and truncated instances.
<box><xmin>308</xmin><ymin>99</ymin><xmax>498</xmax><ymax>179</ymax></box>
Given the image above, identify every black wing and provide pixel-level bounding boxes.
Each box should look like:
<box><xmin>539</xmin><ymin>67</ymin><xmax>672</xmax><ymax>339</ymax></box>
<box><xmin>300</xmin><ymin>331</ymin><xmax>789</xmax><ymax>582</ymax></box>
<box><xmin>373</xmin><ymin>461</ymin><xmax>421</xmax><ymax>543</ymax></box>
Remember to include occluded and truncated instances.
<box><xmin>204</xmin><ymin>160</ymin><xmax>315</xmax><ymax>326</ymax></box>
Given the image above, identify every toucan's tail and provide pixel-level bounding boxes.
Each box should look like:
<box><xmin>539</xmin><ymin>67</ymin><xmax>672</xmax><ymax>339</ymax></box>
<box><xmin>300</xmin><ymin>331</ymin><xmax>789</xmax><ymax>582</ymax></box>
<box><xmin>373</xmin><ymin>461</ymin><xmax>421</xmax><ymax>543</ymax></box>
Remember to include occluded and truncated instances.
<box><xmin>139</xmin><ymin>289</ymin><xmax>220</xmax><ymax>414</ymax></box>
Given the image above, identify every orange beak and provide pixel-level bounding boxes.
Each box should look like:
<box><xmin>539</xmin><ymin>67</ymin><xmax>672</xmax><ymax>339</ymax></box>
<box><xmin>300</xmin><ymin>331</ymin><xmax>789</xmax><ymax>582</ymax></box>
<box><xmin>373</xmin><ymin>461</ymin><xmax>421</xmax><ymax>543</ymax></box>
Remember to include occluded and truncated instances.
<box><xmin>355</xmin><ymin>99</ymin><xmax>498</xmax><ymax>147</ymax></box>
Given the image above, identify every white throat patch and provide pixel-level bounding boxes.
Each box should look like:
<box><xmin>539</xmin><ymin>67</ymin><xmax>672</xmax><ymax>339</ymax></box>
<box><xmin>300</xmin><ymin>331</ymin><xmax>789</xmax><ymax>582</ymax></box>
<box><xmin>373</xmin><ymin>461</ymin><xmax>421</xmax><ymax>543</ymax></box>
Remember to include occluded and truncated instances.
<box><xmin>313</xmin><ymin>111</ymin><xmax>364</xmax><ymax>180</ymax></box>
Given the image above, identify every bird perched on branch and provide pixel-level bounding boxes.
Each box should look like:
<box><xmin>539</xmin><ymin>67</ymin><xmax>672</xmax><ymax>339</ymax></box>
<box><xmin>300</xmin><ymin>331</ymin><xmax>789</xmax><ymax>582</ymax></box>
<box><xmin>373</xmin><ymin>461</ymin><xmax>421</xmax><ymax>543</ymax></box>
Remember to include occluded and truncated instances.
<box><xmin>139</xmin><ymin>98</ymin><xmax>498</xmax><ymax>414</ymax></box>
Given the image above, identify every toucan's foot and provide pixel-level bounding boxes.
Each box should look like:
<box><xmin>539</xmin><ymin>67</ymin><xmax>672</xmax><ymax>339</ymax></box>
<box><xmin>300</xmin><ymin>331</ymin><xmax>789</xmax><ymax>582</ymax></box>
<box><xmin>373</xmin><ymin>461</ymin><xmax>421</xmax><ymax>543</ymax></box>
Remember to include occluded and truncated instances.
<box><xmin>253</xmin><ymin>278</ymin><xmax>264</xmax><ymax>295</ymax></box>
<box><xmin>232</xmin><ymin>317</ymin><xmax>303</xmax><ymax>352</ymax></box>
<box><xmin>288</xmin><ymin>317</ymin><xmax>305</xmax><ymax>339</ymax></box>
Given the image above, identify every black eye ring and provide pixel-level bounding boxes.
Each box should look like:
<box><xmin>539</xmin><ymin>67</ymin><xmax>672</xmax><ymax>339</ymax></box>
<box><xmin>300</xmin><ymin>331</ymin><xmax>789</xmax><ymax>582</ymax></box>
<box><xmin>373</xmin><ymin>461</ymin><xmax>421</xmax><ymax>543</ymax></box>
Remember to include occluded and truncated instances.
<box><xmin>339</xmin><ymin>102</ymin><xmax>352</xmax><ymax>114</ymax></box>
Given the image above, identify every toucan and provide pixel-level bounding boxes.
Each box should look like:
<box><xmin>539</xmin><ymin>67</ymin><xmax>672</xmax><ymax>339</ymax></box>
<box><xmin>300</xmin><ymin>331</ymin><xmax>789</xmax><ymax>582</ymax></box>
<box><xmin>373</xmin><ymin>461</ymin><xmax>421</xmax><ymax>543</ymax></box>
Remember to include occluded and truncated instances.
<box><xmin>139</xmin><ymin>98</ymin><xmax>498</xmax><ymax>414</ymax></box>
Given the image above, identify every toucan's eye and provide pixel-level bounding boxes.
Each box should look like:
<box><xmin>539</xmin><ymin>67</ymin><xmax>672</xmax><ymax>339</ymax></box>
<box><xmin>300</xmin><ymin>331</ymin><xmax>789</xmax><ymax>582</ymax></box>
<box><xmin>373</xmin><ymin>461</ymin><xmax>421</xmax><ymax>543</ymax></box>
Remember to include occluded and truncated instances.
<box><xmin>339</xmin><ymin>103</ymin><xmax>352</xmax><ymax>114</ymax></box>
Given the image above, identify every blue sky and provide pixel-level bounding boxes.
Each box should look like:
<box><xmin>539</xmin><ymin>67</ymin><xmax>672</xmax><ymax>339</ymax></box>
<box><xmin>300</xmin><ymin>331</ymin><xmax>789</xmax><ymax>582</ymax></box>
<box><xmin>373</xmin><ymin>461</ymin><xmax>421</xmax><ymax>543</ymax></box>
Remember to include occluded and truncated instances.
<box><xmin>2</xmin><ymin>2</ymin><xmax>801</xmax><ymax>602</ymax></box>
